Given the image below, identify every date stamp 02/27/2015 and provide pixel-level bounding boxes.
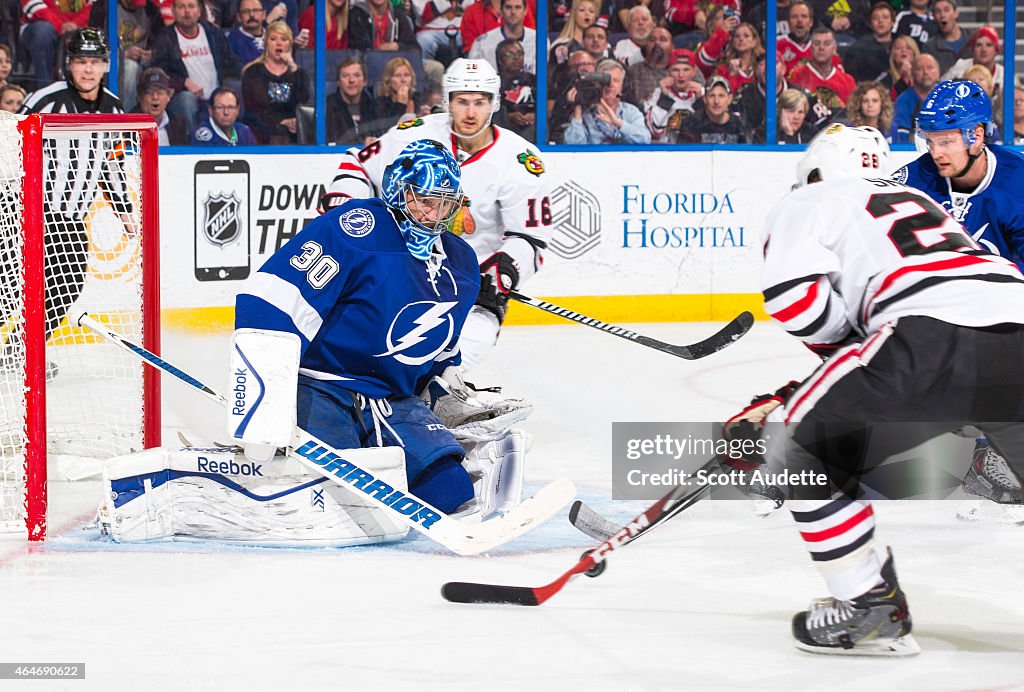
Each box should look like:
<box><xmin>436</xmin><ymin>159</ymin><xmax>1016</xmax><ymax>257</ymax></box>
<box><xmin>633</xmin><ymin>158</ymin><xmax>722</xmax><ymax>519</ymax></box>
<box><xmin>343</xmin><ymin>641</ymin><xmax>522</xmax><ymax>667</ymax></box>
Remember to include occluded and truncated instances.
<box><xmin>0</xmin><ymin>663</ymin><xmax>85</xmax><ymax>680</ymax></box>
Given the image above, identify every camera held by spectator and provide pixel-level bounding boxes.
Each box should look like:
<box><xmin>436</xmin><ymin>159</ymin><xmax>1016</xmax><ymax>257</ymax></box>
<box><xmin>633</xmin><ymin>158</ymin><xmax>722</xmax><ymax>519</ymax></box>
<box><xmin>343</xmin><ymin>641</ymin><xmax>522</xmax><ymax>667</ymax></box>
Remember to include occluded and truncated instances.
<box><xmin>573</xmin><ymin>70</ymin><xmax>611</xmax><ymax>108</ymax></box>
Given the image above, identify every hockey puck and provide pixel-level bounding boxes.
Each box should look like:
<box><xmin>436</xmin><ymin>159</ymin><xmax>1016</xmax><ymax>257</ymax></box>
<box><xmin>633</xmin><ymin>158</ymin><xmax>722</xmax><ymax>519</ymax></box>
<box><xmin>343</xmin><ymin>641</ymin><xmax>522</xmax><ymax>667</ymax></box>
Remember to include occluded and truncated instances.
<box><xmin>580</xmin><ymin>550</ymin><xmax>607</xmax><ymax>578</ymax></box>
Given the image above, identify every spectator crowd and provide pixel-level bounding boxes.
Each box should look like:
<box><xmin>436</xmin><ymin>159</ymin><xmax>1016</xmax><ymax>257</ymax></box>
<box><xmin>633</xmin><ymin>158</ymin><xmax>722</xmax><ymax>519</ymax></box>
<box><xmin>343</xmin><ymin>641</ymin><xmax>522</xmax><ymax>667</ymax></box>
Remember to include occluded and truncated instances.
<box><xmin>0</xmin><ymin>0</ymin><xmax>1017</xmax><ymax>146</ymax></box>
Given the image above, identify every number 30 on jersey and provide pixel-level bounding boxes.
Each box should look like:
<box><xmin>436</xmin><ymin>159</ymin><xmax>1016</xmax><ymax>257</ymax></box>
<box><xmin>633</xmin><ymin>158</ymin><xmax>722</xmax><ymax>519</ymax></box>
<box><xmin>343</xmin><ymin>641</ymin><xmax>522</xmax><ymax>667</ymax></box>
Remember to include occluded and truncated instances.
<box><xmin>289</xmin><ymin>241</ymin><xmax>340</xmax><ymax>288</ymax></box>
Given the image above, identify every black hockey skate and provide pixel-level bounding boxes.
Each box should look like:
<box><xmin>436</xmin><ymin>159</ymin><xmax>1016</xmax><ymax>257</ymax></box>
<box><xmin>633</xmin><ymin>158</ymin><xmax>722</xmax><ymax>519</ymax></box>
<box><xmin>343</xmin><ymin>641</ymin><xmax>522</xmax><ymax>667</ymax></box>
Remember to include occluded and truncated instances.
<box><xmin>961</xmin><ymin>441</ymin><xmax>1024</xmax><ymax>505</ymax></box>
<box><xmin>792</xmin><ymin>548</ymin><xmax>920</xmax><ymax>656</ymax></box>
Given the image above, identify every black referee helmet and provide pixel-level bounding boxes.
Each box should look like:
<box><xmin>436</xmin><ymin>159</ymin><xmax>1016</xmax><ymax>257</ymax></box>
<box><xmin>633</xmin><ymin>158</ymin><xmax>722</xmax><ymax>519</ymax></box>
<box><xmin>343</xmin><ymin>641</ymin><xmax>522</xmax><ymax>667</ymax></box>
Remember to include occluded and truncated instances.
<box><xmin>65</xmin><ymin>27</ymin><xmax>110</xmax><ymax>64</ymax></box>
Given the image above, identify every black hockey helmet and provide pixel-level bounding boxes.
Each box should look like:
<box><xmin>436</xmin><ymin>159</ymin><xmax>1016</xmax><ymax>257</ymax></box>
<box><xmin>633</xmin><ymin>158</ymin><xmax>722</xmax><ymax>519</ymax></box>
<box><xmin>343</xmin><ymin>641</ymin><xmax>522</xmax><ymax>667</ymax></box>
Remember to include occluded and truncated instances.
<box><xmin>65</xmin><ymin>27</ymin><xmax>110</xmax><ymax>63</ymax></box>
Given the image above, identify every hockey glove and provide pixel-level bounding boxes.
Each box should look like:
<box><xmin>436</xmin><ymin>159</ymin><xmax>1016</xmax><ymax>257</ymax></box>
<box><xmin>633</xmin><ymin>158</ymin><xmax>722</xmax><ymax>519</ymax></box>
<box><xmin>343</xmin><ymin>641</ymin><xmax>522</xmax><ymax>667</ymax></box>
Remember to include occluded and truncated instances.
<box><xmin>420</xmin><ymin>366</ymin><xmax>533</xmax><ymax>442</ymax></box>
<box><xmin>720</xmin><ymin>381</ymin><xmax>801</xmax><ymax>515</ymax></box>
<box><xmin>475</xmin><ymin>252</ymin><xmax>520</xmax><ymax>324</ymax></box>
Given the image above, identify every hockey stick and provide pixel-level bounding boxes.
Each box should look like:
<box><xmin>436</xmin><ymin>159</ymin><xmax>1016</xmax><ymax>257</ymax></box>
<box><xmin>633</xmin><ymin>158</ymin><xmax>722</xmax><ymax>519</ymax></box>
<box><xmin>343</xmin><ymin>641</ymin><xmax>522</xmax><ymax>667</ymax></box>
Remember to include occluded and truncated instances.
<box><xmin>568</xmin><ymin>499</ymin><xmax>621</xmax><ymax>542</ymax></box>
<box><xmin>442</xmin><ymin>456</ymin><xmax>723</xmax><ymax>605</ymax></box>
<box><xmin>77</xmin><ymin>313</ymin><xmax>576</xmax><ymax>556</ymax></box>
<box><xmin>508</xmin><ymin>290</ymin><xmax>754</xmax><ymax>360</ymax></box>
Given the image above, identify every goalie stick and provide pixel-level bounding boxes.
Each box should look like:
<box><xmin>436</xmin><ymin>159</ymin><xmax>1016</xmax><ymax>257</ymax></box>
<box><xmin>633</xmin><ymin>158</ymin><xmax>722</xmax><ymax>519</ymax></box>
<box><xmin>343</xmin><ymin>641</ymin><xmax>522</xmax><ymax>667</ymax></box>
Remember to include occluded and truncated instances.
<box><xmin>77</xmin><ymin>313</ymin><xmax>576</xmax><ymax>557</ymax></box>
<box><xmin>509</xmin><ymin>290</ymin><xmax>754</xmax><ymax>360</ymax></box>
<box><xmin>442</xmin><ymin>456</ymin><xmax>723</xmax><ymax>605</ymax></box>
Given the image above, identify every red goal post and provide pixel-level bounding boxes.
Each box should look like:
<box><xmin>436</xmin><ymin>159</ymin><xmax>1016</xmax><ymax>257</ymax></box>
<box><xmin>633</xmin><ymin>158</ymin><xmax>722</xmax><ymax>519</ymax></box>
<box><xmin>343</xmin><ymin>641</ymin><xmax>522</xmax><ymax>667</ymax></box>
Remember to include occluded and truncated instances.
<box><xmin>4</xmin><ymin>113</ymin><xmax>161</xmax><ymax>540</ymax></box>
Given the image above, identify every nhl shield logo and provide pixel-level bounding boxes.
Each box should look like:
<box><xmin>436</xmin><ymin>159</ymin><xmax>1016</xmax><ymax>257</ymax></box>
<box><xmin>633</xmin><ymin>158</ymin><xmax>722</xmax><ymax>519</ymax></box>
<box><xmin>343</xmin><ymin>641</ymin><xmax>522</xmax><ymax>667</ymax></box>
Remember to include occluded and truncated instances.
<box><xmin>203</xmin><ymin>192</ymin><xmax>242</xmax><ymax>246</ymax></box>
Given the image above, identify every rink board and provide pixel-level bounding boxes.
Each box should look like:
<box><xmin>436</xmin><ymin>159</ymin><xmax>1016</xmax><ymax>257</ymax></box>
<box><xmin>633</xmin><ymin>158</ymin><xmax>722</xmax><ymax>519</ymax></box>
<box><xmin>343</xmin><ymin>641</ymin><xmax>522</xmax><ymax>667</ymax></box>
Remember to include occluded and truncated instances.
<box><xmin>158</xmin><ymin>149</ymin><xmax>920</xmax><ymax>329</ymax></box>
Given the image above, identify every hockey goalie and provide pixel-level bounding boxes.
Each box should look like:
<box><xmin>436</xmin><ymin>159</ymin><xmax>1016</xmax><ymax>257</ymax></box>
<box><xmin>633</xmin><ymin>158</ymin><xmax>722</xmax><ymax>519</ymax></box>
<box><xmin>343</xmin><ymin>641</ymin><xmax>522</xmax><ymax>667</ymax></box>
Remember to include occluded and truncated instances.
<box><xmin>99</xmin><ymin>140</ymin><xmax>533</xmax><ymax>547</ymax></box>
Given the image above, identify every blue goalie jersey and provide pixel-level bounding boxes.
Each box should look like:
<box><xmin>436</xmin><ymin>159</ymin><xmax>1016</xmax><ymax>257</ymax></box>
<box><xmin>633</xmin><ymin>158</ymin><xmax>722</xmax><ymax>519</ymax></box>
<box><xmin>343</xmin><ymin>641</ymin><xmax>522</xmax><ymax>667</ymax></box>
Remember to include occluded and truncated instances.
<box><xmin>893</xmin><ymin>145</ymin><xmax>1024</xmax><ymax>268</ymax></box>
<box><xmin>235</xmin><ymin>198</ymin><xmax>481</xmax><ymax>399</ymax></box>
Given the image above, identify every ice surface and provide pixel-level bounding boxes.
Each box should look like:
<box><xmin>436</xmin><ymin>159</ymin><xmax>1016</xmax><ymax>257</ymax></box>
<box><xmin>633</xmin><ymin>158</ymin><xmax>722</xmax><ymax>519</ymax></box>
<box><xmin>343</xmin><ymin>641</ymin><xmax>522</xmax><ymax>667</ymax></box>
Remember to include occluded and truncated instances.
<box><xmin>0</xmin><ymin>321</ymin><xmax>1021</xmax><ymax>690</ymax></box>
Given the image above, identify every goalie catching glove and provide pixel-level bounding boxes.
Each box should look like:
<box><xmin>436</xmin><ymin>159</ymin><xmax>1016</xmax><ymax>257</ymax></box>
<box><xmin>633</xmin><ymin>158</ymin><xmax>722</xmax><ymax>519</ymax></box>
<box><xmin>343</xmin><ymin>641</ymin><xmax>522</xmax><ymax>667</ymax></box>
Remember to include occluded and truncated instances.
<box><xmin>420</xmin><ymin>366</ymin><xmax>532</xmax><ymax>442</ymax></box>
<box><xmin>475</xmin><ymin>252</ymin><xmax>520</xmax><ymax>323</ymax></box>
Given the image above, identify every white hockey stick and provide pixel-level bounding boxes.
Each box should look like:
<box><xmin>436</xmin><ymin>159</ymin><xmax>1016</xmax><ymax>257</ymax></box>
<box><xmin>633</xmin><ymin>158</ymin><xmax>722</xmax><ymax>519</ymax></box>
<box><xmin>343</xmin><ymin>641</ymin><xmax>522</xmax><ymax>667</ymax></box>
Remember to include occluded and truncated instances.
<box><xmin>78</xmin><ymin>313</ymin><xmax>576</xmax><ymax>556</ymax></box>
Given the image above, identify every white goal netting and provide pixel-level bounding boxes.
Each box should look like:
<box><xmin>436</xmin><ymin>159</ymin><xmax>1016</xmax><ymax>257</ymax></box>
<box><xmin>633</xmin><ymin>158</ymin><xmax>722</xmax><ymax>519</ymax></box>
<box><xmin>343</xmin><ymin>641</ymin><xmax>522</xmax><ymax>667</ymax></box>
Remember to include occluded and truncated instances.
<box><xmin>0</xmin><ymin>112</ymin><xmax>157</xmax><ymax>536</ymax></box>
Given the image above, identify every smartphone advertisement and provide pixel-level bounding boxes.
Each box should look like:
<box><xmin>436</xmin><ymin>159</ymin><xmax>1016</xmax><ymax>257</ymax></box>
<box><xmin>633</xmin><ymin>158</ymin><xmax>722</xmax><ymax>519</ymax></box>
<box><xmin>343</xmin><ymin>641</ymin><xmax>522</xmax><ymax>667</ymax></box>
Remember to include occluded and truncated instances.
<box><xmin>194</xmin><ymin>160</ymin><xmax>251</xmax><ymax>281</ymax></box>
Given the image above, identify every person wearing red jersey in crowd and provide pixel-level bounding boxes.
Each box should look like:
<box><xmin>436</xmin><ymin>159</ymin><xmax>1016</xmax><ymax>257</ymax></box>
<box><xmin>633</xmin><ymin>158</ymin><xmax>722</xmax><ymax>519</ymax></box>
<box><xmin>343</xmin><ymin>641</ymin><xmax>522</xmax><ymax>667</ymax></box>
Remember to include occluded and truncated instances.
<box><xmin>713</xmin><ymin>22</ymin><xmax>764</xmax><ymax>94</ymax></box>
<box><xmin>349</xmin><ymin>0</ymin><xmax>418</xmax><ymax>52</ymax></box>
<box><xmin>297</xmin><ymin>0</ymin><xmax>350</xmax><ymax>50</ymax></box>
<box><xmin>777</xmin><ymin>0</ymin><xmax>814</xmax><ymax>77</ymax></box>
<box><xmin>695</xmin><ymin>6</ymin><xmax>738</xmax><ymax>78</ymax></box>
<box><xmin>19</xmin><ymin>0</ymin><xmax>93</xmax><ymax>90</ymax></box>
<box><xmin>790</xmin><ymin>27</ymin><xmax>856</xmax><ymax>109</ymax></box>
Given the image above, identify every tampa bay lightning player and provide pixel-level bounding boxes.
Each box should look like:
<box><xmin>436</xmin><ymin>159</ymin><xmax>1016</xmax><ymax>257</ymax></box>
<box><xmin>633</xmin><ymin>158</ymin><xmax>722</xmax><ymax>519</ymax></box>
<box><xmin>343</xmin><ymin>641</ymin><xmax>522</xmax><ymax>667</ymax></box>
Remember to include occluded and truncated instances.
<box><xmin>892</xmin><ymin>81</ymin><xmax>1024</xmax><ymax>517</ymax></box>
<box><xmin>234</xmin><ymin>139</ymin><xmax>481</xmax><ymax>514</ymax></box>
<box><xmin>892</xmin><ymin>80</ymin><xmax>1024</xmax><ymax>268</ymax></box>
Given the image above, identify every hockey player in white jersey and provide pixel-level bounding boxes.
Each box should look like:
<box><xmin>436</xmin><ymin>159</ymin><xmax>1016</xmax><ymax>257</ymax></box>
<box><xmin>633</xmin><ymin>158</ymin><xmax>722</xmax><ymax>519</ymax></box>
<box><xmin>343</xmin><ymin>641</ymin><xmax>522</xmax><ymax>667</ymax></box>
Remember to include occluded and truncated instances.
<box><xmin>758</xmin><ymin>124</ymin><xmax>1024</xmax><ymax>656</ymax></box>
<box><xmin>326</xmin><ymin>58</ymin><xmax>553</xmax><ymax>370</ymax></box>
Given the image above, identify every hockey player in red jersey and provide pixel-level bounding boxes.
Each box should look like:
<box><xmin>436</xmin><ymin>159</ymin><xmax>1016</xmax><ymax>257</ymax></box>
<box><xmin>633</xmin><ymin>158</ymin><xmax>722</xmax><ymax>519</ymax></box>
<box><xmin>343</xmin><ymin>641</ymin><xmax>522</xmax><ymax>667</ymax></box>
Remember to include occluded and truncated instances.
<box><xmin>759</xmin><ymin>124</ymin><xmax>1024</xmax><ymax>656</ymax></box>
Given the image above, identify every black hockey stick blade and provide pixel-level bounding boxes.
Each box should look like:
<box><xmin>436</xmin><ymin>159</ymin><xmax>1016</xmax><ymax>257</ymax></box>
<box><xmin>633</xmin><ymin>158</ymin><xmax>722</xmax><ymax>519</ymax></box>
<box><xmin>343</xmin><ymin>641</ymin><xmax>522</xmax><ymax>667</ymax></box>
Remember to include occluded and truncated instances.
<box><xmin>568</xmin><ymin>500</ymin><xmax>619</xmax><ymax>541</ymax></box>
<box><xmin>442</xmin><ymin>582</ymin><xmax>540</xmax><ymax>606</ymax></box>
<box><xmin>645</xmin><ymin>311</ymin><xmax>755</xmax><ymax>360</ymax></box>
<box><xmin>508</xmin><ymin>290</ymin><xmax>754</xmax><ymax>360</ymax></box>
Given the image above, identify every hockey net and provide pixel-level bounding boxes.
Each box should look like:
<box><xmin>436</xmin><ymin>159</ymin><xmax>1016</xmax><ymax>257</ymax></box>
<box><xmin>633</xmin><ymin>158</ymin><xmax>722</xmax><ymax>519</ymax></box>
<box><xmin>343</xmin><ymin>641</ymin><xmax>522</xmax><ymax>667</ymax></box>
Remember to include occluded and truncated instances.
<box><xmin>0</xmin><ymin>113</ymin><xmax>160</xmax><ymax>540</ymax></box>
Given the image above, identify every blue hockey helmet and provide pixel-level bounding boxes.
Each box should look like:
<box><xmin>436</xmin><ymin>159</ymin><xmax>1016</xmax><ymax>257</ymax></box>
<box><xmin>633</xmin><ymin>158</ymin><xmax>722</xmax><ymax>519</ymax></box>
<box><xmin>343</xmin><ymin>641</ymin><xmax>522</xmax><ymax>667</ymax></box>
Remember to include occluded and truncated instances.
<box><xmin>381</xmin><ymin>139</ymin><xmax>464</xmax><ymax>234</ymax></box>
<box><xmin>915</xmin><ymin>80</ymin><xmax>991</xmax><ymax>145</ymax></box>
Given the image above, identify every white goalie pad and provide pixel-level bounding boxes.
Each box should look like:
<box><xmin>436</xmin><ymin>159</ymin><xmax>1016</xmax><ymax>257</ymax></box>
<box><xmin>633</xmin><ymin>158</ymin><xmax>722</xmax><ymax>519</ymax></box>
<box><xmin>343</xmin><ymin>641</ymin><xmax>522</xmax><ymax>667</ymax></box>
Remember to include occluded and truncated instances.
<box><xmin>420</xmin><ymin>366</ymin><xmax>533</xmax><ymax>442</ymax></box>
<box><xmin>99</xmin><ymin>445</ymin><xmax>410</xmax><ymax>547</ymax></box>
<box><xmin>227</xmin><ymin>329</ymin><xmax>301</xmax><ymax>459</ymax></box>
<box><xmin>462</xmin><ymin>429</ymin><xmax>527</xmax><ymax>518</ymax></box>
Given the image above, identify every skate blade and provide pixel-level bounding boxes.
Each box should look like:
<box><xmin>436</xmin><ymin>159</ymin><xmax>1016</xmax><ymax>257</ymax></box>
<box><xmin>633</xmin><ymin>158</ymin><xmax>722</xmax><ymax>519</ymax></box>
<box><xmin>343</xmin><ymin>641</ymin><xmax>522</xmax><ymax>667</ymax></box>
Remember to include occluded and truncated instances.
<box><xmin>956</xmin><ymin>500</ymin><xmax>1024</xmax><ymax>525</ymax></box>
<box><xmin>794</xmin><ymin>634</ymin><xmax>921</xmax><ymax>657</ymax></box>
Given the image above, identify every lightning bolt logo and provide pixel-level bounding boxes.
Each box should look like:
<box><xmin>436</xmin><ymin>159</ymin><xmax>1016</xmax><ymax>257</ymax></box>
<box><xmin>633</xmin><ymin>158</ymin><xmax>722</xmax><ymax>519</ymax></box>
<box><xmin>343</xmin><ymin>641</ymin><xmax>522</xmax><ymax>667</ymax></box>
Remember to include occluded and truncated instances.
<box><xmin>376</xmin><ymin>301</ymin><xmax>458</xmax><ymax>366</ymax></box>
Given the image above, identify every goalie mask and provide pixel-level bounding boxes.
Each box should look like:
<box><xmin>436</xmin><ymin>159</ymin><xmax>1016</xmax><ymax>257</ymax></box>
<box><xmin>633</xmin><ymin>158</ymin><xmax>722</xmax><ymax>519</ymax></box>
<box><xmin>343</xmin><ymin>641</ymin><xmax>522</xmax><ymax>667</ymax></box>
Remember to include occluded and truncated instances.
<box><xmin>381</xmin><ymin>139</ymin><xmax>464</xmax><ymax>261</ymax></box>
<box><xmin>794</xmin><ymin>124</ymin><xmax>891</xmax><ymax>188</ymax></box>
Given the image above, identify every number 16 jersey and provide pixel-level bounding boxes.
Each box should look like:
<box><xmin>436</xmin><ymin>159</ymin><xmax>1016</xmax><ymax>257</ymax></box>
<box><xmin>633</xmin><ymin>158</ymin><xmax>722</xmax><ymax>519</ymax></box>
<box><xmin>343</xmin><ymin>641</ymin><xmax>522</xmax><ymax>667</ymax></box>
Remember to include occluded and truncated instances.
<box><xmin>761</xmin><ymin>176</ymin><xmax>1024</xmax><ymax>347</ymax></box>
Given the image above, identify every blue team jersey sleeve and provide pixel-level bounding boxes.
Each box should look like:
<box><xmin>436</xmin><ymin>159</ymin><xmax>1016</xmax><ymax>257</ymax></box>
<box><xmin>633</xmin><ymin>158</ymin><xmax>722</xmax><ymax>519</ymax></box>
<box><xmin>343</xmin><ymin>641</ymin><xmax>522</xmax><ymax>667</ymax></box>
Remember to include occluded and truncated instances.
<box><xmin>235</xmin><ymin>211</ymin><xmax>354</xmax><ymax>354</ymax></box>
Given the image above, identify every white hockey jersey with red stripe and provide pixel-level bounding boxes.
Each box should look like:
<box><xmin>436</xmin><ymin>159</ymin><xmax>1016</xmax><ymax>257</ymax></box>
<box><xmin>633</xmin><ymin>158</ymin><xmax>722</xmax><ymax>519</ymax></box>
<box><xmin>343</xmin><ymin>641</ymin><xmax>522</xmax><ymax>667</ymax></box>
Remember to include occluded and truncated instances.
<box><xmin>328</xmin><ymin>113</ymin><xmax>552</xmax><ymax>278</ymax></box>
<box><xmin>761</xmin><ymin>176</ymin><xmax>1024</xmax><ymax>346</ymax></box>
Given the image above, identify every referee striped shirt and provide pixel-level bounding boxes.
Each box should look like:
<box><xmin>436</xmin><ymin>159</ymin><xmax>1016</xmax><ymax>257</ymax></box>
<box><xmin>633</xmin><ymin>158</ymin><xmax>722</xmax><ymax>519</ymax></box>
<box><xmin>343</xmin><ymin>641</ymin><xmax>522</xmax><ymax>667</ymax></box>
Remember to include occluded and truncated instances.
<box><xmin>20</xmin><ymin>80</ymin><xmax>132</xmax><ymax>222</ymax></box>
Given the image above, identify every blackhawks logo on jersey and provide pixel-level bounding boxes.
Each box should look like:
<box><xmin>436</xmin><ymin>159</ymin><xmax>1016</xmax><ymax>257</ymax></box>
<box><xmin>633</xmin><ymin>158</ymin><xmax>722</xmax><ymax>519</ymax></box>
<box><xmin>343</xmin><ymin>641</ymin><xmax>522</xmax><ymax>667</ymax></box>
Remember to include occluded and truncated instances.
<box><xmin>449</xmin><ymin>203</ymin><xmax>476</xmax><ymax>236</ymax></box>
<box><xmin>517</xmin><ymin>151</ymin><xmax>544</xmax><ymax>177</ymax></box>
<box><xmin>397</xmin><ymin>118</ymin><xmax>424</xmax><ymax>130</ymax></box>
